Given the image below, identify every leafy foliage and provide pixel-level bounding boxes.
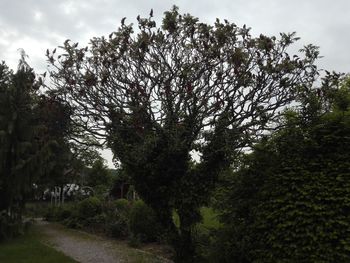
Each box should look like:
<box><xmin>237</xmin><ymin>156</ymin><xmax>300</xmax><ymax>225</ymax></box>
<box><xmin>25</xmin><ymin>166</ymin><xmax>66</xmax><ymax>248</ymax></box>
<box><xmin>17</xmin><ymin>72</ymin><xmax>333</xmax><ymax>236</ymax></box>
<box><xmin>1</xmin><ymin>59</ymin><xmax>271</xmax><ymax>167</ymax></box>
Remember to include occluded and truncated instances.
<box><xmin>129</xmin><ymin>200</ymin><xmax>160</xmax><ymax>242</ymax></box>
<box><xmin>0</xmin><ymin>59</ymin><xmax>47</xmax><ymax>222</ymax></box>
<box><xmin>107</xmin><ymin>199</ymin><xmax>130</xmax><ymax>238</ymax></box>
<box><xmin>85</xmin><ymin>159</ymin><xmax>113</xmax><ymax>194</ymax></box>
<box><xmin>77</xmin><ymin>196</ymin><xmax>102</xmax><ymax>219</ymax></box>
<box><xmin>213</xmin><ymin>76</ymin><xmax>350</xmax><ymax>262</ymax></box>
<box><xmin>47</xmin><ymin>7</ymin><xmax>319</xmax><ymax>261</ymax></box>
<box><xmin>33</xmin><ymin>94</ymin><xmax>75</xmax><ymax>188</ymax></box>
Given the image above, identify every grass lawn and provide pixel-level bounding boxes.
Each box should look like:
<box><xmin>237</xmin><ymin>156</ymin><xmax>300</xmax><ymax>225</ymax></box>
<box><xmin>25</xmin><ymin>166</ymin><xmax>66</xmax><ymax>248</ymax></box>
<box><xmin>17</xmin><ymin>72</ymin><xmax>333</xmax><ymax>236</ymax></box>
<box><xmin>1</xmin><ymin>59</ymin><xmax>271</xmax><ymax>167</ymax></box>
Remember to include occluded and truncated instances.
<box><xmin>173</xmin><ymin>207</ymin><xmax>222</xmax><ymax>230</ymax></box>
<box><xmin>199</xmin><ymin>207</ymin><xmax>222</xmax><ymax>229</ymax></box>
<box><xmin>0</xmin><ymin>225</ymin><xmax>77</xmax><ymax>263</ymax></box>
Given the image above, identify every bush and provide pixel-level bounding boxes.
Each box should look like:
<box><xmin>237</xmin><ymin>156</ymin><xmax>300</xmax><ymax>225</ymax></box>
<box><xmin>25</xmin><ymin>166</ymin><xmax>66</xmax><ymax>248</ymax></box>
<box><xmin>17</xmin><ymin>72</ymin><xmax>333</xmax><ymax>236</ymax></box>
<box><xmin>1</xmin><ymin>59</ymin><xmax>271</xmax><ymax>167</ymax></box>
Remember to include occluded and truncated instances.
<box><xmin>43</xmin><ymin>198</ymin><xmax>164</xmax><ymax>245</ymax></box>
<box><xmin>43</xmin><ymin>198</ymin><xmax>133</xmax><ymax>238</ymax></box>
<box><xmin>212</xmin><ymin>102</ymin><xmax>350</xmax><ymax>262</ymax></box>
<box><xmin>105</xmin><ymin>199</ymin><xmax>130</xmax><ymax>238</ymax></box>
<box><xmin>77</xmin><ymin>197</ymin><xmax>102</xmax><ymax>219</ymax></box>
<box><xmin>44</xmin><ymin>207</ymin><xmax>59</xmax><ymax>222</ymax></box>
<box><xmin>44</xmin><ymin>205</ymin><xmax>74</xmax><ymax>222</ymax></box>
<box><xmin>85</xmin><ymin>213</ymin><xmax>108</xmax><ymax>231</ymax></box>
<box><xmin>0</xmin><ymin>211</ymin><xmax>24</xmax><ymax>241</ymax></box>
<box><xmin>62</xmin><ymin>217</ymin><xmax>82</xmax><ymax>229</ymax></box>
<box><xmin>24</xmin><ymin>202</ymin><xmax>50</xmax><ymax>218</ymax></box>
<box><xmin>112</xmin><ymin>199</ymin><xmax>130</xmax><ymax>213</ymax></box>
<box><xmin>0</xmin><ymin>211</ymin><xmax>10</xmax><ymax>241</ymax></box>
<box><xmin>57</xmin><ymin>206</ymin><xmax>73</xmax><ymax>220</ymax></box>
<box><xmin>206</xmin><ymin>226</ymin><xmax>250</xmax><ymax>263</ymax></box>
<box><xmin>128</xmin><ymin>233</ymin><xmax>142</xmax><ymax>248</ymax></box>
<box><xmin>192</xmin><ymin>225</ymin><xmax>213</xmax><ymax>262</ymax></box>
<box><xmin>129</xmin><ymin>200</ymin><xmax>160</xmax><ymax>242</ymax></box>
<box><xmin>108</xmin><ymin>218</ymin><xmax>129</xmax><ymax>238</ymax></box>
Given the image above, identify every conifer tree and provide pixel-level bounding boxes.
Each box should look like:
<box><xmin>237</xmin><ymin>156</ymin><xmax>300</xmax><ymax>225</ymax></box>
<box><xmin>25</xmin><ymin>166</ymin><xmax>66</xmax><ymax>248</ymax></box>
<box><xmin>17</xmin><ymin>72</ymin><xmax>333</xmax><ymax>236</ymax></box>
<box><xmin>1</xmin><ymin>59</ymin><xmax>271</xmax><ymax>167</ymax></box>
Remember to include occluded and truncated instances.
<box><xmin>0</xmin><ymin>56</ymin><xmax>40</xmax><ymax>220</ymax></box>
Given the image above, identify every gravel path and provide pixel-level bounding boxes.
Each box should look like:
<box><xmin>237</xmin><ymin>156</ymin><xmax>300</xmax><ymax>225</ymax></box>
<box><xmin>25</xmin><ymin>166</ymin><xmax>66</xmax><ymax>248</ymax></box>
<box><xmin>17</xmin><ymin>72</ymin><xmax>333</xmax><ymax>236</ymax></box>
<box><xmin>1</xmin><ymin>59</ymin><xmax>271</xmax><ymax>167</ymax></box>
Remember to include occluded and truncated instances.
<box><xmin>36</xmin><ymin>220</ymin><xmax>171</xmax><ymax>263</ymax></box>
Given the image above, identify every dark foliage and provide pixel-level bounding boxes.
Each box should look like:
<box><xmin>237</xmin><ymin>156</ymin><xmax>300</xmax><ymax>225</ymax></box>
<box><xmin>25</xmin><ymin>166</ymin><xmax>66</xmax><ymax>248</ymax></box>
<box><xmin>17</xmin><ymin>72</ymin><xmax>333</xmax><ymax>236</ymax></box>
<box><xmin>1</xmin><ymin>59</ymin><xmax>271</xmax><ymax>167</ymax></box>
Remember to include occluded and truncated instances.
<box><xmin>213</xmin><ymin>76</ymin><xmax>350</xmax><ymax>262</ymax></box>
<box><xmin>0</xmin><ymin>57</ymin><xmax>47</xmax><ymax>233</ymax></box>
<box><xmin>47</xmin><ymin>7</ymin><xmax>319</xmax><ymax>261</ymax></box>
<box><xmin>129</xmin><ymin>200</ymin><xmax>161</xmax><ymax>242</ymax></box>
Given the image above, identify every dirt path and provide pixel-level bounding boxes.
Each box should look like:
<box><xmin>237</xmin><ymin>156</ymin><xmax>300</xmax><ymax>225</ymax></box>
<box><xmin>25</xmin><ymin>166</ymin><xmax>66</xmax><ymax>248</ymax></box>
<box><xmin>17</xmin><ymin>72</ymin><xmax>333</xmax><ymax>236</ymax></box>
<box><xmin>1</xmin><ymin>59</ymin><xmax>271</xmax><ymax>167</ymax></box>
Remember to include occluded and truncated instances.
<box><xmin>35</xmin><ymin>220</ymin><xmax>171</xmax><ymax>263</ymax></box>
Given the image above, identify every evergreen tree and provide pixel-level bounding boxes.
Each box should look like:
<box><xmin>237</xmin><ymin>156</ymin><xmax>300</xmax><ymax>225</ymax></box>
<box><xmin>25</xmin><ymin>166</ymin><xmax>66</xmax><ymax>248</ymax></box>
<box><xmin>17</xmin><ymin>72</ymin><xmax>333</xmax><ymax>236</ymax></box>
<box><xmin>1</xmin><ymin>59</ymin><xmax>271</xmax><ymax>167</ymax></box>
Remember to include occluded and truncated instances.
<box><xmin>0</xmin><ymin>57</ymin><xmax>42</xmax><ymax>221</ymax></box>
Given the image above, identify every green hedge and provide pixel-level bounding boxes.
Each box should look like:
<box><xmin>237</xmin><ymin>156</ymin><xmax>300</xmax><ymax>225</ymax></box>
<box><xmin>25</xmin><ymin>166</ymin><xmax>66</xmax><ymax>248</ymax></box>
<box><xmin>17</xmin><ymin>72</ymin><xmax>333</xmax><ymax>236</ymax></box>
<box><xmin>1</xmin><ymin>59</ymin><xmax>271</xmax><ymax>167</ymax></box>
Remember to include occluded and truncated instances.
<box><xmin>129</xmin><ymin>200</ymin><xmax>160</xmax><ymax>242</ymax></box>
<box><xmin>43</xmin><ymin>198</ymin><xmax>162</xmax><ymax>244</ymax></box>
<box><xmin>77</xmin><ymin>197</ymin><xmax>102</xmax><ymax>219</ymax></box>
<box><xmin>213</xmin><ymin>107</ymin><xmax>350</xmax><ymax>262</ymax></box>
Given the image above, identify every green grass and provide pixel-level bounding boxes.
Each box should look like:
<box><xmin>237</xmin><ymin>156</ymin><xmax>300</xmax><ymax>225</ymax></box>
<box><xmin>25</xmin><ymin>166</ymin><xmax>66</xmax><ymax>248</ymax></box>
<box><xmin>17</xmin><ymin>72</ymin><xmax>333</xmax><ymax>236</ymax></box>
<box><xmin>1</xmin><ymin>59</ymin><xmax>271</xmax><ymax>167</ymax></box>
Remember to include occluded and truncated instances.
<box><xmin>199</xmin><ymin>207</ymin><xmax>222</xmax><ymax>229</ymax></box>
<box><xmin>0</xmin><ymin>226</ymin><xmax>77</xmax><ymax>263</ymax></box>
<box><xmin>173</xmin><ymin>207</ymin><xmax>222</xmax><ymax>230</ymax></box>
<box><xmin>122</xmin><ymin>249</ymin><xmax>171</xmax><ymax>263</ymax></box>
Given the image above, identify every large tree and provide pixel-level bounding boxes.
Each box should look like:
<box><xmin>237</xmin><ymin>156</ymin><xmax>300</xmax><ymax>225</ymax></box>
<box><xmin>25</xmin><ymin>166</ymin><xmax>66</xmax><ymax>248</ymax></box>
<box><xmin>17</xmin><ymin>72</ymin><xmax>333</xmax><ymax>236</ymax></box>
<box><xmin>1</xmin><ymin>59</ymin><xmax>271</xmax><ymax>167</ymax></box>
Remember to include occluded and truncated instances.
<box><xmin>47</xmin><ymin>7</ymin><xmax>319</xmax><ymax>261</ymax></box>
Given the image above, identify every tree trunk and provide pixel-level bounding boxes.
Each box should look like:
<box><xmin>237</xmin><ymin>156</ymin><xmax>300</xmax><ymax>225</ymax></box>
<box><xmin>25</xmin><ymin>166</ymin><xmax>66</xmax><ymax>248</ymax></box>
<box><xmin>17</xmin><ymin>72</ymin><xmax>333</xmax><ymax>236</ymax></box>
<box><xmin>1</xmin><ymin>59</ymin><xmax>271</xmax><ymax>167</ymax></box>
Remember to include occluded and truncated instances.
<box><xmin>174</xmin><ymin>214</ymin><xmax>196</xmax><ymax>263</ymax></box>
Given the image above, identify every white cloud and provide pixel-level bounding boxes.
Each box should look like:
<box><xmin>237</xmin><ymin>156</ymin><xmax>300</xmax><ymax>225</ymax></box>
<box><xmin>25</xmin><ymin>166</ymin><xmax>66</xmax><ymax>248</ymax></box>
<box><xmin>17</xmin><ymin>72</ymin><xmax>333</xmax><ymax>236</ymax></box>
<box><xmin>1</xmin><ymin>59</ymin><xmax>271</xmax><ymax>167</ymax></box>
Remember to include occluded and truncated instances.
<box><xmin>34</xmin><ymin>10</ymin><xmax>43</xmax><ymax>21</ymax></box>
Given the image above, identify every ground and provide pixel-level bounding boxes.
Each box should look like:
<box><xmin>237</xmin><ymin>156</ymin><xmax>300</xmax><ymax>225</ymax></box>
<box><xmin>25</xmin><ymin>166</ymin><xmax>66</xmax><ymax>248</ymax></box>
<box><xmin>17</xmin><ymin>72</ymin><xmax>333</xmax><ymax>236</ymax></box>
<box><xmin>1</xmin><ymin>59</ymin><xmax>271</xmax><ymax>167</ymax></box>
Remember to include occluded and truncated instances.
<box><xmin>0</xmin><ymin>220</ymin><xmax>172</xmax><ymax>263</ymax></box>
<box><xmin>0</xmin><ymin>223</ymin><xmax>76</xmax><ymax>263</ymax></box>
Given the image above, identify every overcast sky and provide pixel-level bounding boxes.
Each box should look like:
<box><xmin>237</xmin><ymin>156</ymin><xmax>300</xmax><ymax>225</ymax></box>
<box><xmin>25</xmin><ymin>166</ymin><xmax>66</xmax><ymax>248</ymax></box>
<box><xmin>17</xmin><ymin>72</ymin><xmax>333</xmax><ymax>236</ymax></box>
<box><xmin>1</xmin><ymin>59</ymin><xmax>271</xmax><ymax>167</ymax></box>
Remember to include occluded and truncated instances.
<box><xmin>1</xmin><ymin>0</ymin><xmax>349</xmax><ymax>166</ymax></box>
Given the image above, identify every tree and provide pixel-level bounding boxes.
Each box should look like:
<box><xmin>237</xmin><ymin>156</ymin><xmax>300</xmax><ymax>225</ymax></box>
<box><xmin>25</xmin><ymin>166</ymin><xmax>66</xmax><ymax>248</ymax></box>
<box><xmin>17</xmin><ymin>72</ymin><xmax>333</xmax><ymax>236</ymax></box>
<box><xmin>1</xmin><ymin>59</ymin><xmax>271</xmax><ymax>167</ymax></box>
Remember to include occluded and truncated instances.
<box><xmin>85</xmin><ymin>158</ymin><xmax>113</xmax><ymax>195</ymax></box>
<box><xmin>34</xmin><ymin>93</ymin><xmax>105</xmax><ymax>202</ymax></box>
<box><xmin>33</xmin><ymin>93</ymin><xmax>74</xmax><ymax>189</ymax></box>
<box><xmin>47</xmin><ymin>7</ymin><xmax>319</xmax><ymax>261</ymax></box>
<box><xmin>213</xmin><ymin>75</ymin><xmax>350</xmax><ymax>262</ymax></box>
<box><xmin>0</xmin><ymin>56</ymin><xmax>45</xmax><ymax>223</ymax></box>
<box><xmin>0</xmin><ymin>54</ymin><xmax>74</xmax><ymax>226</ymax></box>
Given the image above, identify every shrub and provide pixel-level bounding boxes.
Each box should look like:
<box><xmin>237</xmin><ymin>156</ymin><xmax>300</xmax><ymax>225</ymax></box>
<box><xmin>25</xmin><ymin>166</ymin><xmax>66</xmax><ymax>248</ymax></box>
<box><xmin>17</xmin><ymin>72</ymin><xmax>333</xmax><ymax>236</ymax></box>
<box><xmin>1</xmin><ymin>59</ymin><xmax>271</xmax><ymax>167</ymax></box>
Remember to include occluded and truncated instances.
<box><xmin>57</xmin><ymin>206</ymin><xmax>73</xmax><ymax>221</ymax></box>
<box><xmin>62</xmin><ymin>217</ymin><xmax>82</xmax><ymax>229</ymax></box>
<box><xmin>0</xmin><ymin>211</ymin><xmax>10</xmax><ymax>241</ymax></box>
<box><xmin>108</xmin><ymin>218</ymin><xmax>129</xmax><ymax>238</ymax></box>
<box><xmin>44</xmin><ymin>207</ymin><xmax>59</xmax><ymax>221</ymax></box>
<box><xmin>129</xmin><ymin>200</ymin><xmax>160</xmax><ymax>242</ymax></box>
<box><xmin>128</xmin><ymin>233</ymin><xmax>142</xmax><ymax>248</ymax></box>
<box><xmin>206</xmin><ymin>226</ymin><xmax>249</xmax><ymax>263</ymax></box>
<box><xmin>24</xmin><ymin>202</ymin><xmax>50</xmax><ymax>218</ymax></box>
<box><xmin>44</xmin><ymin>205</ymin><xmax>74</xmax><ymax>222</ymax></box>
<box><xmin>85</xmin><ymin>213</ymin><xmax>107</xmax><ymax>230</ymax></box>
<box><xmin>212</xmin><ymin>100</ymin><xmax>350</xmax><ymax>262</ymax></box>
<box><xmin>105</xmin><ymin>199</ymin><xmax>130</xmax><ymax>238</ymax></box>
<box><xmin>112</xmin><ymin>199</ymin><xmax>130</xmax><ymax>214</ymax></box>
<box><xmin>77</xmin><ymin>197</ymin><xmax>102</xmax><ymax>219</ymax></box>
<box><xmin>0</xmin><ymin>211</ymin><xmax>24</xmax><ymax>241</ymax></box>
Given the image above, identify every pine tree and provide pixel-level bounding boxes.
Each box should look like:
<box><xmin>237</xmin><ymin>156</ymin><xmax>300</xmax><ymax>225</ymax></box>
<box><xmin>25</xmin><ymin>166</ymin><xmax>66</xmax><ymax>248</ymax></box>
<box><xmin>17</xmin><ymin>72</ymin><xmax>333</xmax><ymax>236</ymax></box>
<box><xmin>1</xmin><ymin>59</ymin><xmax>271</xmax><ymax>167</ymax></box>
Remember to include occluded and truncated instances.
<box><xmin>0</xmin><ymin>56</ymin><xmax>43</xmax><ymax>221</ymax></box>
